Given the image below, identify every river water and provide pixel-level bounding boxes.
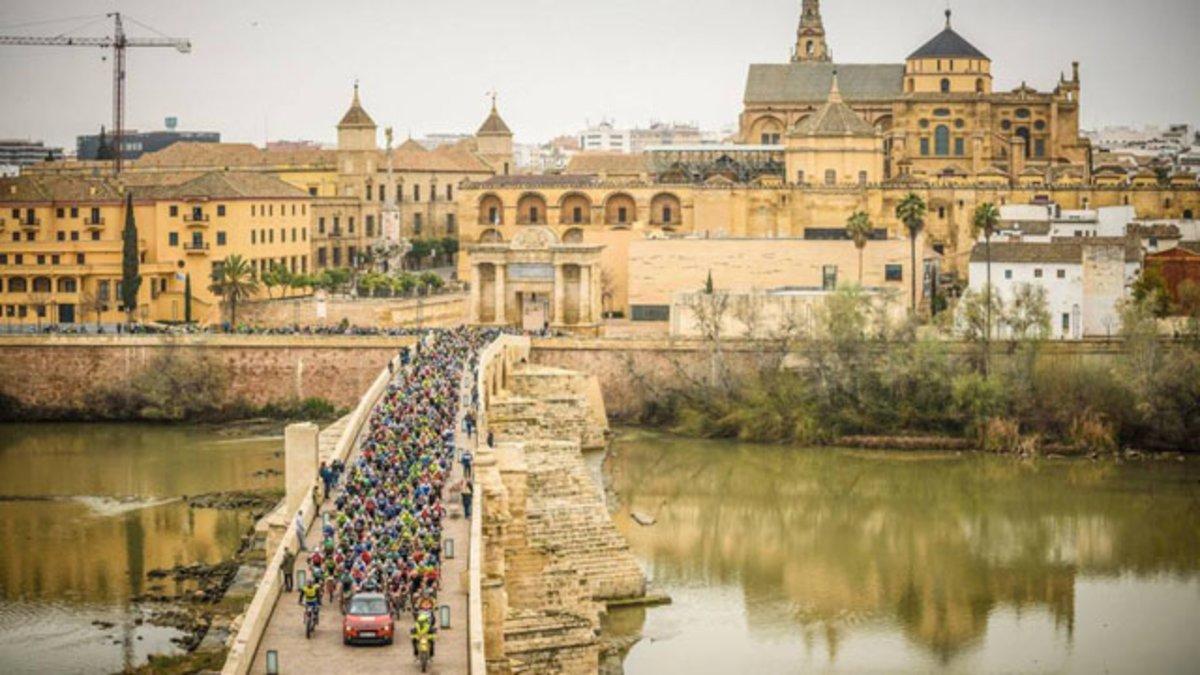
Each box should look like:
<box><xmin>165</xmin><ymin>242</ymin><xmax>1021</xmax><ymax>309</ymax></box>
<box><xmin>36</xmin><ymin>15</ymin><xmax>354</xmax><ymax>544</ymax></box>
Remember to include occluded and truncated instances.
<box><xmin>0</xmin><ymin>423</ymin><xmax>283</xmax><ymax>675</ymax></box>
<box><xmin>604</xmin><ymin>429</ymin><xmax>1200</xmax><ymax>674</ymax></box>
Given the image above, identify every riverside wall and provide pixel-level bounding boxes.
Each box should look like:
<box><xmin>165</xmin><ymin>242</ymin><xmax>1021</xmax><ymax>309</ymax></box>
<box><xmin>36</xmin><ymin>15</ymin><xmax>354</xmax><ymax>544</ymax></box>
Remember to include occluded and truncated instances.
<box><xmin>237</xmin><ymin>293</ymin><xmax>466</xmax><ymax>329</ymax></box>
<box><xmin>528</xmin><ymin>336</ymin><xmax>1134</xmax><ymax>420</ymax></box>
<box><xmin>0</xmin><ymin>335</ymin><xmax>414</xmax><ymax>414</ymax></box>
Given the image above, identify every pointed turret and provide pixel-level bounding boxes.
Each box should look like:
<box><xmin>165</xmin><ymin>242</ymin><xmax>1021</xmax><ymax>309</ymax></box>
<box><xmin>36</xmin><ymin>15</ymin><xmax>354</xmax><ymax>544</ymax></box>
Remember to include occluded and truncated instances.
<box><xmin>337</xmin><ymin>82</ymin><xmax>378</xmax><ymax>152</ymax></box>
<box><xmin>475</xmin><ymin>94</ymin><xmax>514</xmax><ymax>176</ymax></box>
<box><xmin>792</xmin><ymin>0</ymin><xmax>832</xmax><ymax>63</ymax></box>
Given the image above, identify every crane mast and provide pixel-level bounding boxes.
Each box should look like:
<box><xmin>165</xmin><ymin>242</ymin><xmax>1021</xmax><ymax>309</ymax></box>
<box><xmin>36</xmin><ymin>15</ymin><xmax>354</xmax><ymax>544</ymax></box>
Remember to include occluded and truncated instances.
<box><xmin>0</xmin><ymin>12</ymin><xmax>191</xmax><ymax>174</ymax></box>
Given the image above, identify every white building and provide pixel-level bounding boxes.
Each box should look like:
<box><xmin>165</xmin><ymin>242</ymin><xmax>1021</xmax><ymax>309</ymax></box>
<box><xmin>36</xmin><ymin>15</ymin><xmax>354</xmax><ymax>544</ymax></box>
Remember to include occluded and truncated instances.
<box><xmin>579</xmin><ymin>121</ymin><xmax>631</xmax><ymax>153</ymax></box>
<box><xmin>968</xmin><ymin>240</ymin><xmax>1139</xmax><ymax>339</ymax></box>
<box><xmin>998</xmin><ymin>203</ymin><xmax>1137</xmax><ymax>241</ymax></box>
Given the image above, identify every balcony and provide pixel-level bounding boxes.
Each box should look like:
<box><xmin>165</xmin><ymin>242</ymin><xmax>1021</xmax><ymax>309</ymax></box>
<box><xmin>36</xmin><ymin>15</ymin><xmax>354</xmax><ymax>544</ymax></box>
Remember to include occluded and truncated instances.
<box><xmin>183</xmin><ymin>212</ymin><xmax>210</xmax><ymax>226</ymax></box>
<box><xmin>20</xmin><ymin>218</ymin><xmax>41</xmax><ymax>229</ymax></box>
<box><xmin>327</xmin><ymin>229</ymin><xmax>345</xmax><ymax>239</ymax></box>
<box><xmin>84</xmin><ymin>217</ymin><xmax>105</xmax><ymax>229</ymax></box>
<box><xmin>183</xmin><ymin>241</ymin><xmax>210</xmax><ymax>254</ymax></box>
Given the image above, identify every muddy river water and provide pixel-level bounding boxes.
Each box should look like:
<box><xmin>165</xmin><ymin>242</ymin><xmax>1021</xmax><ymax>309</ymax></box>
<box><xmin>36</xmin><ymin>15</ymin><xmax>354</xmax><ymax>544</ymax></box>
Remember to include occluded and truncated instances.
<box><xmin>0</xmin><ymin>423</ymin><xmax>281</xmax><ymax>674</ymax></box>
<box><xmin>602</xmin><ymin>429</ymin><xmax>1200</xmax><ymax>674</ymax></box>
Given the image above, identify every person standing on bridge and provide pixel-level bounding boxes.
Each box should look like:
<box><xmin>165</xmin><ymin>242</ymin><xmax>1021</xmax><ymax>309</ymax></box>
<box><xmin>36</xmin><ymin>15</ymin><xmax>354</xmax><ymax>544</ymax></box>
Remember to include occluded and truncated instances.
<box><xmin>460</xmin><ymin>448</ymin><xmax>474</xmax><ymax>481</ymax></box>
<box><xmin>281</xmin><ymin>546</ymin><xmax>296</xmax><ymax>591</ymax></box>
<box><xmin>461</xmin><ymin>480</ymin><xmax>474</xmax><ymax>518</ymax></box>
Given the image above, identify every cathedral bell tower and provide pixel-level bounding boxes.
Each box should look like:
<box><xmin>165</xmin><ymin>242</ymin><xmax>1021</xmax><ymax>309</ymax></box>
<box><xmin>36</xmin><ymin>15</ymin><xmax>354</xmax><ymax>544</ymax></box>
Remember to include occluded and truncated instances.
<box><xmin>792</xmin><ymin>0</ymin><xmax>832</xmax><ymax>63</ymax></box>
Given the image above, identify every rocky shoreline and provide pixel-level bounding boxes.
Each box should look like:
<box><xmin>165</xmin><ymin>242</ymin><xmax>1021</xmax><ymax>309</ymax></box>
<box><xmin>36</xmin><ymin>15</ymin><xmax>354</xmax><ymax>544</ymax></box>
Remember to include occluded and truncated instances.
<box><xmin>116</xmin><ymin>489</ymin><xmax>282</xmax><ymax>674</ymax></box>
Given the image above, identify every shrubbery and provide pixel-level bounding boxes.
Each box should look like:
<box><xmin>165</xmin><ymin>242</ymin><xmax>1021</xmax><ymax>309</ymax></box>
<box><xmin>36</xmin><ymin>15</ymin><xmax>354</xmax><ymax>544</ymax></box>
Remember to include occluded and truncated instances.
<box><xmin>649</xmin><ymin>288</ymin><xmax>1200</xmax><ymax>453</ymax></box>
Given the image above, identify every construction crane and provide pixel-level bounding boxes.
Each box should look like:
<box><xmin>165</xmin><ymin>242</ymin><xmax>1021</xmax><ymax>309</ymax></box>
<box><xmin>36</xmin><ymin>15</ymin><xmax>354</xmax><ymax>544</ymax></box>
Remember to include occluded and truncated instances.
<box><xmin>0</xmin><ymin>12</ymin><xmax>191</xmax><ymax>174</ymax></box>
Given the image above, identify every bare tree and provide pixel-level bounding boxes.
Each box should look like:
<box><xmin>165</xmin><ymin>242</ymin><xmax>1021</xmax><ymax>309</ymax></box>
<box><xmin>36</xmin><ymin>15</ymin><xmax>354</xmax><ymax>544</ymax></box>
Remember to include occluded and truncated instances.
<box><xmin>682</xmin><ymin>290</ymin><xmax>732</xmax><ymax>390</ymax></box>
<box><xmin>731</xmin><ymin>291</ymin><xmax>766</xmax><ymax>340</ymax></box>
<box><xmin>79</xmin><ymin>288</ymin><xmax>106</xmax><ymax>331</ymax></box>
<box><xmin>28</xmin><ymin>292</ymin><xmax>51</xmax><ymax>331</ymax></box>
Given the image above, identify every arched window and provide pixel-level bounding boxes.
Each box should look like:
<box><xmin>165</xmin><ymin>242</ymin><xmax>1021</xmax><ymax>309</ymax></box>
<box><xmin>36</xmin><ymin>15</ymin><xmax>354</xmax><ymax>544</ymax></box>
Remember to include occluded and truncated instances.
<box><xmin>806</xmin><ymin>40</ymin><xmax>813</xmax><ymax>56</ymax></box>
<box><xmin>559</xmin><ymin>193</ymin><xmax>592</xmax><ymax>225</ymax></box>
<box><xmin>935</xmin><ymin>125</ymin><xmax>951</xmax><ymax>156</ymax></box>
<box><xmin>1185</xmin><ymin>209</ymin><xmax>1194</xmax><ymax>220</ymax></box>
<box><xmin>940</xmin><ymin>78</ymin><xmax>951</xmax><ymax>93</ymax></box>
<box><xmin>604</xmin><ymin>193</ymin><xmax>637</xmax><ymax>225</ymax></box>
<box><xmin>824</xmin><ymin>169</ymin><xmax>837</xmax><ymax>185</ymax></box>
<box><xmin>8</xmin><ymin>277</ymin><xmax>27</xmax><ymax>293</ymax></box>
<box><xmin>57</xmin><ymin>278</ymin><xmax>77</xmax><ymax>293</ymax></box>
<box><xmin>650</xmin><ymin>193</ymin><xmax>682</xmax><ymax>226</ymax></box>
<box><xmin>478</xmin><ymin>194</ymin><xmax>503</xmax><ymax>225</ymax></box>
<box><xmin>975</xmin><ymin>78</ymin><xmax>984</xmax><ymax>93</ymax></box>
<box><xmin>906</xmin><ymin>78</ymin><xmax>914</xmax><ymax>93</ymax></box>
<box><xmin>858</xmin><ymin>171</ymin><xmax>868</xmax><ymax>186</ymax></box>
<box><xmin>516</xmin><ymin>193</ymin><xmax>548</xmax><ymax>225</ymax></box>
<box><xmin>32</xmin><ymin>277</ymin><xmax>51</xmax><ymax>293</ymax></box>
<box><xmin>1016</xmin><ymin>127</ymin><xmax>1031</xmax><ymax>158</ymax></box>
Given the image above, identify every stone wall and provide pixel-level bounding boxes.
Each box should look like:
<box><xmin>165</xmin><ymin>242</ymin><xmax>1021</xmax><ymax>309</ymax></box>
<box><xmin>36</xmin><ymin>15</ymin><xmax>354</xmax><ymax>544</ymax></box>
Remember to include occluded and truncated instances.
<box><xmin>475</xmin><ymin>361</ymin><xmax>645</xmax><ymax>674</ymax></box>
<box><xmin>237</xmin><ymin>293</ymin><xmax>466</xmax><ymax>329</ymax></box>
<box><xmin>0</xmin><ymin>335</ymin><xmax>414</xmax><ymax>414</ymax></box>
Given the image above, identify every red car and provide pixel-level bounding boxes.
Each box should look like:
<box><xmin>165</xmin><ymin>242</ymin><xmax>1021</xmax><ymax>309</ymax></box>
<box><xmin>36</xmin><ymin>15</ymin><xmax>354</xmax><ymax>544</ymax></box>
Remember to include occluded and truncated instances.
<box><xmin>342</xmin><ymin>592</ymin><xmax>394</xmax><ymax>645</ymax></box>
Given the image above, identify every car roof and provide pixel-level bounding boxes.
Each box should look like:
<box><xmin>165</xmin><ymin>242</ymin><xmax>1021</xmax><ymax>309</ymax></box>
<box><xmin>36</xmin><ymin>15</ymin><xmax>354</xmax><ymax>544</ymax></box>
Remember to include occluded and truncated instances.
<box><xmin>352</xmin><ymin>592</ymin><xmax>386</xmax><ymax>601</ymax></box>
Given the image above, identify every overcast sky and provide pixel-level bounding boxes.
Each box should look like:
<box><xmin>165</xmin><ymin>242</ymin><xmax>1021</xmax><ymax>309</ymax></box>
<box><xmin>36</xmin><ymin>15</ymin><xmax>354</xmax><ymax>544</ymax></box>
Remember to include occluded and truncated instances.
<box><xmin>1</xmin><ymin>0</ymin><xmax>1198</xmax><ymax>150</ymax></box>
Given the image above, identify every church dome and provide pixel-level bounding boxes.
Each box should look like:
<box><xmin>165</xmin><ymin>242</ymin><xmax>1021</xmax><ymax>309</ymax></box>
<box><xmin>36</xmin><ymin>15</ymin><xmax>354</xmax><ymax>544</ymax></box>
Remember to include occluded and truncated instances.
<box><xmin>908</xmin><ymin>11</ymin><xmax>988</xmax><ymax>61</ymax></box>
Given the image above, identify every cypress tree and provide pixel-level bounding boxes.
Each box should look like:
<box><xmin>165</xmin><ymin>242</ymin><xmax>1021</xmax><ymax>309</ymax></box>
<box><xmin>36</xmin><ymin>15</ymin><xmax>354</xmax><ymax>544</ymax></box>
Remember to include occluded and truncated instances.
<box><xmin>184</xmin><ymin>272</ymin><xmax>193</xmax><ymax>324</ymax></box>
<box><xmin>120</xmin><ymin>192</ymin><xmax>141</xmax><ymax>325</ymax></box>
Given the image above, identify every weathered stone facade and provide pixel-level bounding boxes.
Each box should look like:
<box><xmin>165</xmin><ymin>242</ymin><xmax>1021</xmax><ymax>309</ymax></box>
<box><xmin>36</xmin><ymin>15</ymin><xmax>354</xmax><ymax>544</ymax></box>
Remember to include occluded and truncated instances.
<box><xmin>476</xmin><ymin>362</ymin><xmax>645</xmax><ymax>673</ymax></box>
<box><xmin>0</xmin><ymin>335</ymin><xmax>409</xmax><ymax>414</ymax></box>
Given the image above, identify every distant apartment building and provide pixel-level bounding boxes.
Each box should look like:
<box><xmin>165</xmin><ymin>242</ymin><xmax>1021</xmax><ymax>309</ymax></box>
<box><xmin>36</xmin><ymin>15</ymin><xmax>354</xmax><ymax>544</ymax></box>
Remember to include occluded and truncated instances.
<box><xmin>630</xmin><ymin>122</ymin><xmax>704</xmax><ymax>154</ymax></box>
<box><xmin>416</xmin><ymin>133</ymin><xmax>474</xmax><ymax>151</ymax></box>
<box><xmin>0</xmin><ymin>140</ymin><xmax>64</xmax><ymax>171</ymax></box>
<box><xmin>514</xmin><ymin>143</ymin><xmax>572</xmax><ymax>174</ymax></box>
<box><xmin>265</xmin><ymin>140</ymin><xmax>327</xmax><ymax>152</ymax></box>
<box><xmin>77</xmin><ymin>121</ymin><xmax>220</xmax><ymax>161</ymax></box>
<box><xmin>580</xmin><ymin>121</ymin><xmax>631</xmax><ymax>153</ymax></box>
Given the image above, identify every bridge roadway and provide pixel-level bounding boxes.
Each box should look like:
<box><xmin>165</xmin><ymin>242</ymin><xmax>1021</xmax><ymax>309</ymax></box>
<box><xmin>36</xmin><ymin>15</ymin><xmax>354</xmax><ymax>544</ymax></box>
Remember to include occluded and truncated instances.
<box><xmin>249</xmin><ymin>372</ymin><xmax>475</xmax><ymax>675</ymax></box>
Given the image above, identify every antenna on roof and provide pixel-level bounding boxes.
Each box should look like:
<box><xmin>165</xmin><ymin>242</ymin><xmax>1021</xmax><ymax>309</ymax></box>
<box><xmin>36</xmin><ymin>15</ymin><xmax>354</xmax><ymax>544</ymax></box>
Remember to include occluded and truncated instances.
<box><xmin>945</xmin><ymin>2</ymin><xmax>953</xmax><ymax>29</ymax></box>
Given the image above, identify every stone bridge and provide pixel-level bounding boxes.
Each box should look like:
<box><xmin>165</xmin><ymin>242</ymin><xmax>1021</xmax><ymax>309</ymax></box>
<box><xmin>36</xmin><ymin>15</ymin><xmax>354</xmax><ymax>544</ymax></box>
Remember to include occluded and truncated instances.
<box><xmin>221</xmin><ymin>334</ymin><xmax>646</xmax><ymax>674</ymax></box>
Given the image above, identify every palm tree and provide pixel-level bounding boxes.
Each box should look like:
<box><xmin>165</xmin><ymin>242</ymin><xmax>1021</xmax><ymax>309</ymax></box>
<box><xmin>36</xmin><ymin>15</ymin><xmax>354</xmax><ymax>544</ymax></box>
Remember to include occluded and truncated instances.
<box><xmin>895</xmin><ymin>193</ymin><xmax>927</xmax><ymax>313</ymax></box>
<box><xmin>209</xmin><ymin>254</ymin><xmax>259</xmax><ymax>326</ymax></box>
<box><xmin>845</xmin><ymin>211</ymin><xmax>873</xmax><ymax>285</ymax></box>
<box><xmin>971</xmin><ymin>202</ymin><xmax>1001</xmax><ymax>374</ymax></box>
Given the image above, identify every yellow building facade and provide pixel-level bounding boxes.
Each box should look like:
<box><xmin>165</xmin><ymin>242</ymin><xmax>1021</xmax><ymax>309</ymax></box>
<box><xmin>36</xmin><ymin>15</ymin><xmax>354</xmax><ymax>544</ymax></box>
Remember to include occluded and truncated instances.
<box><xmin>743</xmin><ymin>3</ymin><xmax>1090</xmax><ymax>184</ymax></box>
<box><xmin>0</xmin><ymin>172</ymin><xmax>312</xmax><ymax>327</ymax></box>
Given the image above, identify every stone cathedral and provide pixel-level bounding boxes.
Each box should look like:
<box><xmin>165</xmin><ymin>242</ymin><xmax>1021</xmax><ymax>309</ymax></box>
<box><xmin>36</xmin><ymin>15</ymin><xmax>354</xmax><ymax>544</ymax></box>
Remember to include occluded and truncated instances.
<box><xmin>741</xmin><ymin>1</ymin><xmax>1091</xmax><ymax>184</ymax></box>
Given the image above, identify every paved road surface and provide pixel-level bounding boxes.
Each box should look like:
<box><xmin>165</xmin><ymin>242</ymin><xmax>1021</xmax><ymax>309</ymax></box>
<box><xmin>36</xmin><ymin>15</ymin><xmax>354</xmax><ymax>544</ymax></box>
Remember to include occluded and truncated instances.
<box><xmin>250</xmin><ymin>373</ymin><xmax>475</xmax><ymax>675</ymax></box>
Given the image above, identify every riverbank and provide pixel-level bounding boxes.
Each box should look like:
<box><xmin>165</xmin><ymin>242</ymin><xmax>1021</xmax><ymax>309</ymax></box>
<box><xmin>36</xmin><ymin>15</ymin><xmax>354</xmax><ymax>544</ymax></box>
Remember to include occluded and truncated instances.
<box><xmin>0</xmin><ymin>423</ymin><xmax>285</xmax><ymax>675</ymax></box>
<box><xmin>624</xmin><ymin>293</ymin><xmax>1200</xmax><ymax>454</ymax></box>
<box><xmin>126</xmin><ymin>489</ymin><xmax>283</xmax><ymax>674</ymax></box>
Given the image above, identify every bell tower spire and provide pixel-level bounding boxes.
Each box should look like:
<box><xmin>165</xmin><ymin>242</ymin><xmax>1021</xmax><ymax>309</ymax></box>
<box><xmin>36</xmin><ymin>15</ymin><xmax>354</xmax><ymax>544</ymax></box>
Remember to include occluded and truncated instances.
<box><xmin>792</xmin><ymin>0</ymin><xmax>832</xmax><ymax>63</ymax></box>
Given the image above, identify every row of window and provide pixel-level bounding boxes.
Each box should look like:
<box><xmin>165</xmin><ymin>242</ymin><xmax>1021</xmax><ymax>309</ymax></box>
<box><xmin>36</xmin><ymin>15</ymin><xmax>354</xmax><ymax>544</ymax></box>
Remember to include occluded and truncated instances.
<box><xmin>1</xmin><ymin>276</ymin><xmax>78</xmax><ymax>293</ymax></box>
<box><xmin>315</xmin><ymin>246</ymin><xmax>359</xmax><ymax>268</ymax></box>
<box><xmin>247</xmin><ymin>203</ymin><xmax>306</xmax><ymax>218</ymax></box>
<box><xmin>253</xmin><ymin>255</ymin><xmax>308</xmax><ymax>277</ymax></box>
<box><xmin>367</xmin><ymin>183</ymin><xmax>454</xmax><ymax>203</ymax></box>
<box><xmin>796</xmin><ymin>170</ymin><xmax>871</xmax><ymax>186</ymax></box>
<box><xmin>1002</xmin><ymin>268</ymin><xmax>1069</xmax><ymax>280</ymax></box>
<box><xmin>250</xmin><ymin>227</ymin><xmax>307</xmax><ymax>245</ymax></box>
<box><xmin>0</xmin><ymin>252</ymin><xmax>87</xmax><ymax>266</ymax></box>
<box><xmin>917</xmin><ymin>126</ymin><xmax>1047</xmax><ymax>158</ymax></box>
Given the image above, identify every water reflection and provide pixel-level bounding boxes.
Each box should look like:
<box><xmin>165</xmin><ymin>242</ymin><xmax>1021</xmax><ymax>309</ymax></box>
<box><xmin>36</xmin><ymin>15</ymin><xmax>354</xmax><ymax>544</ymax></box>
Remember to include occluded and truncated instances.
<box><xmin>0</xmin><ymin>423</ymin><xmax>281</xmax><ymax>674</ymax></box>
<box><xmin>607</xmin><ymin>431</ymin><xmax>1200</xmax><ymax>673</ymax></box>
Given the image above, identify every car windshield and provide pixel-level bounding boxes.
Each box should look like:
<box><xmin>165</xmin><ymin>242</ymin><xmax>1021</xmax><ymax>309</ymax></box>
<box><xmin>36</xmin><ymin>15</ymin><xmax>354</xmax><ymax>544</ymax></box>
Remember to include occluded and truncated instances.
<box><xmin>349</xmin><ymin>597</ymin><xmax>388</xmax><ymax>615</ymax></box>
